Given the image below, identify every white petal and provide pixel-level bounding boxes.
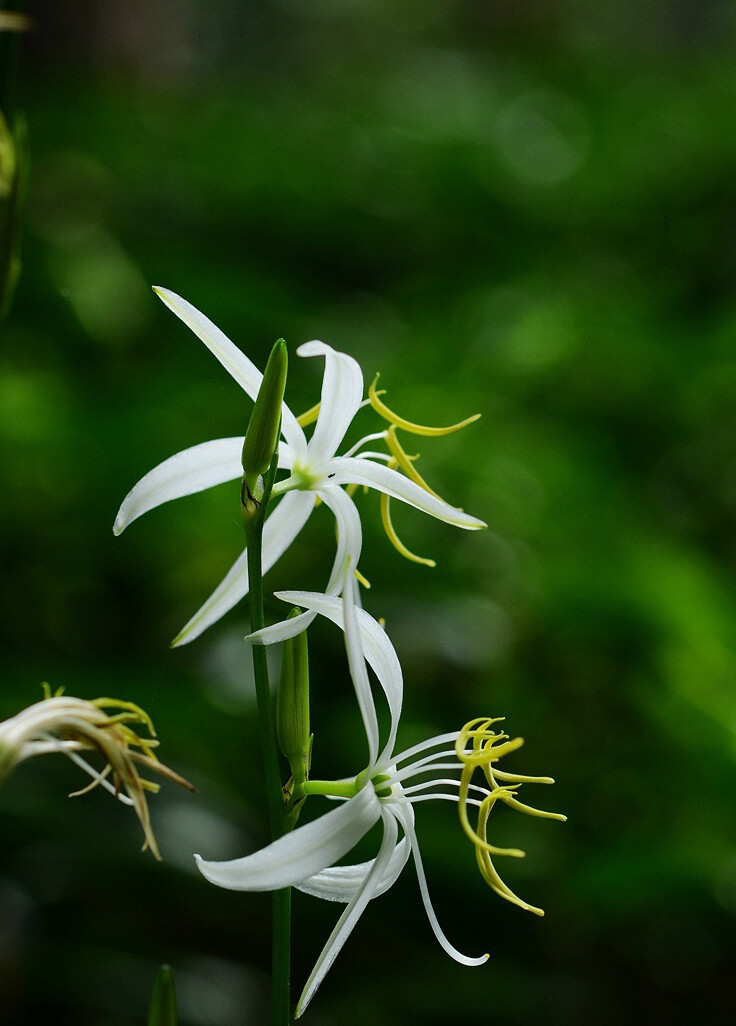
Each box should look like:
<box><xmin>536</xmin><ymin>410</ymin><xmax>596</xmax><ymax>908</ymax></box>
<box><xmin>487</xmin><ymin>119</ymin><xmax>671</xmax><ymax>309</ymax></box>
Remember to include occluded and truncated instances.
<box><xmin>328</xmin><ymin>457</ymin><xmax>487</xmax><ymax>530</ymax></box>
<box><xmin>296</xmin><ymin>834</ymin><xmax>410</xmax><ymax>903</ymax></box>
<box><xmin>318</xmin><ymin>485</ymin><xmax>363</xmax><ymax>594</ymax></box>
<box><xmin>172</xmin><ymin>490</ymin><xmax>315</xmax><ymax>646</ymax></box>
<box><xmin>273</xmin><ymin>589</ymin><xmax>403</xmax><ymax>763</ymax></box>
<box><xmin>297</xmin><ymin>341</ymin><xmax>363</xmax><ymax>462</ymax></box>
<box><xmin>342</xmin><ymin>573</ymin><xmax>379</xmax><ymax>768</ymax></box>
<box><xmin>154</xmin><ymin>287</ymin><xmax>307</xmax><ymax>454</ymax></box>
<box><xmin>246</xmin><ymin>485</ymin><xmax>362</xmax><ymax>647</ymax></box>
<box><xmin>392</xmin><ymin>803</ymin><xmax>489</xmax><ymax>966</ymax></box>
<box><xmin>195</xmin><ymin>784</ymin><xmax>380</xmax><ymax>891</ymax></box>
<box><xmin>246</xmin><ymin>608</ymin><xmax>317</xmax><ymax>647</ymax></box>
<box><xmin>113</xmin><ymin>437</ymin><xmax>245</xmax><ymax>535</ymax></box>
<box><xmin>295</xmin><ymin>809</ymin><xmax>398</xmax><ymax>1019</ymax></box>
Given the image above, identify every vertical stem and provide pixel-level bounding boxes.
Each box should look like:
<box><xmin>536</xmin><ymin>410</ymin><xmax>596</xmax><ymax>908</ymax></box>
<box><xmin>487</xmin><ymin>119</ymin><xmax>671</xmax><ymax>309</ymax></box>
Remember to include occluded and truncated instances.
<box><xmin>246</xmin><ymin>452</ymin><xmax>291</xmax><ymax>1026</ymax></box>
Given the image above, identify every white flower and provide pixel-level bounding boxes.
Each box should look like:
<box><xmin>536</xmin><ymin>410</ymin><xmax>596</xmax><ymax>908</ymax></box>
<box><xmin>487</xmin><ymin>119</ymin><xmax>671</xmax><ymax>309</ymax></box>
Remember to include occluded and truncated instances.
<box><xmin>113</xmin><ymin>288</ymin><xmax>486</xmax><ymax>647</ymax></box>
<box><xmin>195</xmin><ymin>576</ymin><xmax>564</xmax><ymax>1017</ymax></box>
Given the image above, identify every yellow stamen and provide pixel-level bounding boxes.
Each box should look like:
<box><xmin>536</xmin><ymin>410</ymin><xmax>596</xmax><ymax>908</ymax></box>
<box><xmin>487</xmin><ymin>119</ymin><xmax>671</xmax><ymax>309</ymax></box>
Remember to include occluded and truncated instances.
<box><xmin>369</xmin><ymin>374</ymin><xmax>481</xmax><ymax>437</ymax></box>
<box><xmin>380</xmin><ymin>489</ymin><xmax>436</xmax><ymax>569</ymax></box>
<box><xmin>354</xmin><ymin>568</ymin><xmax>371</xmax><ymax>589</ymax></box>
<box><xmin>475</xmin><ymin>797</ymin><xmax>544</xmax><ymax>916</ymax></box>
<box><xmin>385</xmin><ymin>426</ymin><xmax>442</xmax><ymax>500</ymax></box>
<box><xmin>453</xmin><ymin>716</ymin><xmax>564</xmax><ymax>913</ymax></box>
<box><xmin>297</xmin><ymin>402</ymin><xmax>321</xmax><ymax>427</ymax></box>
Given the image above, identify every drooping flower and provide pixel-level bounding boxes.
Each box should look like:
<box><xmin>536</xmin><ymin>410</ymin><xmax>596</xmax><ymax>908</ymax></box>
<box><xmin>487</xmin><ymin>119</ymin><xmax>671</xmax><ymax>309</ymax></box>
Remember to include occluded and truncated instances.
<box><xmin>0</xmin><ymin>686</ymin><xmax>194</xmax><ymax>859</ymax></box>
<box><xmin>113</xmin><ymin>288</ymin><xmax>485</xmax><ymax>647</ymax></box>
<box><xmin>195</xmin><ymin>576</ymin><xmax>564</xmax><ymax>1017</ymax></box>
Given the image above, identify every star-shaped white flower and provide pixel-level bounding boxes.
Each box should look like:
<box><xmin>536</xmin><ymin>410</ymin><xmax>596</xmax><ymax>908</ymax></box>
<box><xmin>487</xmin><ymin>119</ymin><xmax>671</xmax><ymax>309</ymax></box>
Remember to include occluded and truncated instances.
<box><xmin>113</xmin><ymin>288</ymin><xmax>486</xmax><ymax>647</ymax></box>
<box><xmin>195</xmin><ymin>575</ymin><xmax>564</xmax><ymax>1017</ymax></box>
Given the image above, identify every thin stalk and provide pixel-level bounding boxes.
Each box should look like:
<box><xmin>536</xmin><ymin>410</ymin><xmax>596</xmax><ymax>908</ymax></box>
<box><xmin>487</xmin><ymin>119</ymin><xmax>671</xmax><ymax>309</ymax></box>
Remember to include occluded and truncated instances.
<box><xmin>246</xmin><ymin>450</ymin><xmax>291</xmax><ymax>1026</ymax></box>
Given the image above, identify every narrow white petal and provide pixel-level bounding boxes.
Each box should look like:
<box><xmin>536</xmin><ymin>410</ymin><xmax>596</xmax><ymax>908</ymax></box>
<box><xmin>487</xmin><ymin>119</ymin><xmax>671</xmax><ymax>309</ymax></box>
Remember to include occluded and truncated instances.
<box><xmin>318</xmin><ymin>485</ymin><xmax>363</xmax><ymax>594</ymax></box>
<box><xmin>295</xmin><ymin>810</ymin><xmax>398</xmax><ymax>1018</ymax></box>
<box><xmin>273</xmin><ymin>589</ymin><xmax>403</xmax><ymax>762</ymax></box>
<box><xmin>392</xmin><ymin>803</ymin><xmax>488</xmax><ymax>966</ymax></box>
<box><xmin>195</xmin><ymin>784</ymin><xmax>380</xmax><ymax>892</ymax></box>
<box><xmin>153</xmin><ymin>287</ymin><xmax>307</xmax><ymax>454</ymax></box>
<box><xmin>246</xmin><ymin>485</ymin><xmax>362</xmax><ymax>647</ymax></box>
<box><xmin>342</xmin><ymin>573</ymin><xmax>379</xmax><ymax>768</ymax></box>
<box><xmin>113</xmin><ymin>438</ymin><xmax>244</xmax><ymax>535</ymax></box>
<box><xmin>172</xmin><ymin>491</ymin><xmax>315</xmax><ymax>646</ymax></box>
<box><xmin>297</xmin><ymin>341</ymin><xmax>363</xmax><ymax>462</ymax></box>
<box><xmin>328</xmin><ymin>457</ymin><xmax>487</xmax><ymax>530</ymax></box>
<box><xmin>296</xmin><ymin>835</ymin><xmax>410</xmax><ymax>903</ymax></box>
<box><xmin>246</xmin><ymin>609</ymin><xmax>317</xmax><ymax>647</ymax></box>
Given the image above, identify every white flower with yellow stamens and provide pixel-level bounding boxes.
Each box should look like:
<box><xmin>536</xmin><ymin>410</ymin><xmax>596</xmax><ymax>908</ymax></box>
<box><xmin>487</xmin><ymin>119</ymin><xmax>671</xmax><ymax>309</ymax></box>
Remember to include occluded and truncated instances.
<box><xmin>113</xmin><ymin>288</ymin><xmax>486</xmax><ymax>647</ymax></box>
<box><xmin>195</xmin><ymin>576</ymin><xmax>564</xmax><ymax>1017</ymax></box>
<box><xmin>0</xmin><ymin>686</ymin><xmax>194</xmax><ymax>859</ymax></box>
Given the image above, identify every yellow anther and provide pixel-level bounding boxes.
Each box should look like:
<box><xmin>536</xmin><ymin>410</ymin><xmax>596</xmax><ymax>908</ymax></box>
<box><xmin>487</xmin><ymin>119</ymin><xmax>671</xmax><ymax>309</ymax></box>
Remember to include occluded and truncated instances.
<box><xmin>346</xmin><ymin>482</ymin><xmax>360</xmax><ymax>498</ymax></box>
<box><xmin>454</xmin><ymin>716</ymin><xmax>564</xmax><ymax>913</ymax></box>
<box><xmin>369</xmin><ymin>374</ymin><xmax>481</xmax><ymax>437</ymax></box>
<box><xmin>385</xmin><ymin>426</ymin><xmax>442</xmax><ymax>500</ymax></box>
<box><xmin>379</xmin><ymin>461</ymin><xmax>437</xmax><ymax>568</ymax></box>
<box><xmin>354</xmin><ymin>568</ymin><xmax>371</xmax><ymax>589</ymax></box>
<box><xmin>297</xmin><ymin>401</ymin><xmax>321</xmax><ymax>427</ymax></box>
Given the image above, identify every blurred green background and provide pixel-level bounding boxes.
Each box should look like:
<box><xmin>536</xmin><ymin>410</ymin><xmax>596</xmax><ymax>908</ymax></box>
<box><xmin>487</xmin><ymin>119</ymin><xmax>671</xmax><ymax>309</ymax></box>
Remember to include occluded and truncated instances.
<box><xmin>2</xmin><ymin>1</ymin><xmax>736</xmax><ymax>1023</ymax></box>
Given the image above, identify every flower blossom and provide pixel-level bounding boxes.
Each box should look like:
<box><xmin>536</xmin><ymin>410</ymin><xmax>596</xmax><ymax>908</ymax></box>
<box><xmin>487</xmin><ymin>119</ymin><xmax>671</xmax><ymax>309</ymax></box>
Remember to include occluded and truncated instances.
<box><xmin>0</xmin><ymin>686</ymin><xmax>194</xmax><ymax>859</ymax></box>
<box><xmin>113</xmin><ymin>288</ymin><xmax>485</xmax><ymax>647</ymax></box>
<box><xmin>195</xmin><ymin>576</ymin><xmax>564</xmax><ymax>1016</ymax></box>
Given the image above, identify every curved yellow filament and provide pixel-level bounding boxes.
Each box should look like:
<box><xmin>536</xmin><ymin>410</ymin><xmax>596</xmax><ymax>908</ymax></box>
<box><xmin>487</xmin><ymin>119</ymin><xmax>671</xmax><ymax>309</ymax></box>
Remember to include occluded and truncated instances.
<box><xmin>297</xmin><ymin>401</ymin><xmax>321</xmax><ymax>427</ymax></box>
<box><xmin>476</xmin><ymin>797</ymin><xmax>544</xmax><ymax>916</ymax></box>
<box><xmin>453</xmin><ymin>716</ymin><xmax>565</xmax><ymax>900</ymax></box>
<box><xmin>385</xmin><ymin>426</ymin><xmax>442</xmax><ymax>500</ymax></box>
<box><xmin>369</xmin><ymin>374</ymin><xmax>481</xmax><ymax>437</ymax></box>
<box><xmin>457</xmin><ymin>762</ymin><xmax>525</xmax><ymax>857</ymax></box>
<box><xmin>379</xmin><ymin>458</ymin><xmax>436</xmax><ymax>567</ymax></box>
<box><xmin>354</xmin><ymin>568</ymin><xmax>371</xmax><ymax>589</ymax></box>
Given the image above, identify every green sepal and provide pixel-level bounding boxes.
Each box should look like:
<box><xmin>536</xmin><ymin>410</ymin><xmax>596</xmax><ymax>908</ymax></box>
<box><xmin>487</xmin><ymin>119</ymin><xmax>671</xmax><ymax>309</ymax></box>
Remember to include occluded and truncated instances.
<box><xmin>241</xmin><ymin>338</ymin><xmax>288</xmax><ymax>492</ymax></box>
<box><xmin>148</xmin><ymin>965</ymin><xmax>177</xmax><ymax>1026</ymax></box>
<box><xmin>276</xmin><ymin>609</ymin><xmax>311</xmax><ymax>788</ymax></box>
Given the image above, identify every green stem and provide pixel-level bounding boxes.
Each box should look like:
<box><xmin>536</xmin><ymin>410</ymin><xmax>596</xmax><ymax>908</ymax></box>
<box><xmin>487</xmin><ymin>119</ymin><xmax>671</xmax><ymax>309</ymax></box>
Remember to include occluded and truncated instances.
<box><xmin>301</xmin><ymin>778</ymin><xmax>357</xmax><ymax>799</ymax></box>
<box><xmin>246</xmin><ymin>454</ymin><xmax>291</xmax><ymax>1026</ymax></box>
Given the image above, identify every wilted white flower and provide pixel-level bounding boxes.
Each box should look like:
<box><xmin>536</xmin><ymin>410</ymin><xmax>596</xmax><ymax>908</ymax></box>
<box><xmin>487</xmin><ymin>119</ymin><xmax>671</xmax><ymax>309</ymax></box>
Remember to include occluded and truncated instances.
<box><xmin>0</xmin><ymin>686</ymin><xmax>194</xmax><ymax>859</ymax></box>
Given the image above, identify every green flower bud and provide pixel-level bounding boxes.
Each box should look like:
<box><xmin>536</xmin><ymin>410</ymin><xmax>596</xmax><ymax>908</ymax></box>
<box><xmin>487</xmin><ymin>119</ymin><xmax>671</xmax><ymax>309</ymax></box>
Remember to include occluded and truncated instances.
<box><xmin>148</xmin><ymin>965</ymin><xmax>177</xmax><ymax>1026</ymax></box>
<box><xmin>276</xmin><ymin>609</ymin><xmax>311</xmax><ymax>787</ymax></box>
<box><xmin>241</xmin><ymin>338</ymin><xmax>288</xmax><ymax>493</ymax></box>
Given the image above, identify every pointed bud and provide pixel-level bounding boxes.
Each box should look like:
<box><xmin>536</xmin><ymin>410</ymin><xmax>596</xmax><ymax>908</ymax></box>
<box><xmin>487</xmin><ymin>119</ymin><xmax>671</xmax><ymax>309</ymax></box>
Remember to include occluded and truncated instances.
<box><xmin>276</xmin><ymin>609</ymin><xmax>311</xmax><ymax>787</ymax></box>
<box><xmin>241</xmin><ymin>338</ymin><xmax>288</xmax><ymax>494</ymax></box>
<box><xmin>148</xmin><ymin>965</ymin><xmax>177</xmax><ymax>1026</ymax></box>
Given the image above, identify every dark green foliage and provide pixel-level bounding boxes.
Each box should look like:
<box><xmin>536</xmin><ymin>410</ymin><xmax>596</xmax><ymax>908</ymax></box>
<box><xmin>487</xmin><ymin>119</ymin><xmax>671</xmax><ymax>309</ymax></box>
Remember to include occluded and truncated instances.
<box><xmin>2</xmin><ymin>2</ymin><xmax>736</xmax><ymax>1025</ymax></box>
